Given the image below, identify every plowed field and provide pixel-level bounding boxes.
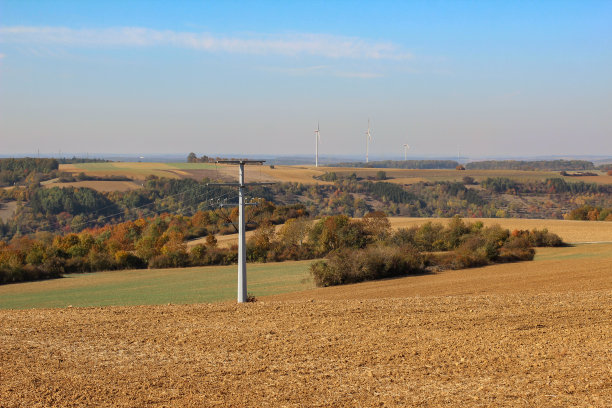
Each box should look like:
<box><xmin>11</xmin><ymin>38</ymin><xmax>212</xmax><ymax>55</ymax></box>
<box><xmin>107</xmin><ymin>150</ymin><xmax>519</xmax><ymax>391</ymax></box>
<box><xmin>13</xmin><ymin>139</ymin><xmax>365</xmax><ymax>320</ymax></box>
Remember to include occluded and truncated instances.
<box><xmin>1</xmin><ymin>290</ymin><xmax>610</xmax><ymax>407</ymax></box>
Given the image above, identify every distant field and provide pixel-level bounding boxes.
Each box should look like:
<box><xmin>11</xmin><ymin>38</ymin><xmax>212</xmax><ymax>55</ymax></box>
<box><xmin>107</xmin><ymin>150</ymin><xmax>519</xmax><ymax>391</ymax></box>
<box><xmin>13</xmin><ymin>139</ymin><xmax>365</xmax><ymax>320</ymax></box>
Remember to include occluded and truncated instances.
<box><xmin>0</xmin><ymin>260</ymin><xmax>314</xmax><ymax>310</ymax></box>
<box><xmin>44</xmin><ymin>180</ymin><xmax>143</xmax><ymax>192</ymax></box>
<box><xmin>387</xmin><ymin>217</ymin><xmax>612</xmax><ymax>243</ymax></box>
<box><xmin>257</xmin><ymin>165</ymin><xmax>612</xmax><ymax>185</ymax></box>
<box><xmin>58</xmin><ymin>162</ymin><xmax>612</xmax><ymax>188</ymax></box>
<box><xmin>60</xmin><ymin>162</ymin><xmax>220</xmax><ymax>181</ymax></box>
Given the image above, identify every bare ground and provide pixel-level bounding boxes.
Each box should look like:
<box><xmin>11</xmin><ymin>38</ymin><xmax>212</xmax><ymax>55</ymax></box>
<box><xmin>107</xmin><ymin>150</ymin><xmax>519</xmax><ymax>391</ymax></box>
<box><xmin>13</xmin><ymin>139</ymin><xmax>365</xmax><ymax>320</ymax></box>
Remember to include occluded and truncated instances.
<box><xmin>1</xmin><ymin>291</ymin><xmax>610</xmax><ymax>407</ymax></box>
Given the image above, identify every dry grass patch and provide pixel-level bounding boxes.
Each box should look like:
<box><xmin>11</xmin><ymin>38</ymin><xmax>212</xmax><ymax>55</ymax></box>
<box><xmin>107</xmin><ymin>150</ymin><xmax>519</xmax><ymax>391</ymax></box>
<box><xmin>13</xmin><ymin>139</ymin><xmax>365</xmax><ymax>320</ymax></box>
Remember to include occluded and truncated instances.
<box><xmin>0</xmin><ymin>201</ymin><xmax>17</xmax><ymax>221</ymax></box>
<box><xmin>44</xmin><ymin>180</ymin><xmax>143</xmax><ymax>192</ymax></box>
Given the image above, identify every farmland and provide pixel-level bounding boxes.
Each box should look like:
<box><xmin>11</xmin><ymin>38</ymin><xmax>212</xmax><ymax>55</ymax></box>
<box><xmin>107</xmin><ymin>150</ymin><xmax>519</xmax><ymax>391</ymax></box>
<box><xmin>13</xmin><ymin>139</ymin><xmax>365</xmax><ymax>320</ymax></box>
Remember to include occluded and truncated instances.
<box><xmin>1</xmin><ymin>242</ymin><xmax>610</xmax><ymax>406</ymax></box>
<box><xmin>0</xmin><ymin>260</ymin><xmax>314</xmax><ymax>310</ymax></box>
<box><xmin>60</xmin><ymin>162</ymin><xmax>219</xmax><ymax>181</ymax></box>
<box><xmin>44</xmin><ymin>180</ymin><xmax>143</xmax><ymax>192</ymax></box>
<box><xmin>58</xmin><ymin>162</ymin><xmax>612</xmax><ymax>186</ymax></box>
<box><xmin>2</xmin><ymin>162</ymin><xmax>612</xmax><ymax>406</ymax></box>
<box><xmin>1</xmin><ymin>214</ymin><xmax>611</xmax><ymax>406</ymax></box>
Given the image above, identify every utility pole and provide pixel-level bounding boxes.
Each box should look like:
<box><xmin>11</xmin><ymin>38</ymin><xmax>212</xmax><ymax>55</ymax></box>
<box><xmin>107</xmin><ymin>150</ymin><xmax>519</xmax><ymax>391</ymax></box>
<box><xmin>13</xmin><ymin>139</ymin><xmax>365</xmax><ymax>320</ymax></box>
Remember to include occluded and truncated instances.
<box><xmin>209</xmin><ymin>159</ymin><xmax>274</xmax><ymax>303</ymax></box>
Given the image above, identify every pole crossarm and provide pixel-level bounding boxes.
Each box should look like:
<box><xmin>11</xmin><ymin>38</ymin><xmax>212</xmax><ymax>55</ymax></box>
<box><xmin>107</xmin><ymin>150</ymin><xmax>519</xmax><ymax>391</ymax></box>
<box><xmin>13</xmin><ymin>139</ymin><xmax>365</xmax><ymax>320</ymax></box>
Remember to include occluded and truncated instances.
<box><xmin>216</xmin><ymin>159</ymin><xmax>266</xmax><ymax>165</ymax></box>
<box><xmin>219</xmin><ymin>203</ymin><xmax>259</xmax><ymax>207</ymax></box>
<box><xmin>207</xmin><ymin>182</ymin><xmax>276</xmax><ymax>187</ymax></box>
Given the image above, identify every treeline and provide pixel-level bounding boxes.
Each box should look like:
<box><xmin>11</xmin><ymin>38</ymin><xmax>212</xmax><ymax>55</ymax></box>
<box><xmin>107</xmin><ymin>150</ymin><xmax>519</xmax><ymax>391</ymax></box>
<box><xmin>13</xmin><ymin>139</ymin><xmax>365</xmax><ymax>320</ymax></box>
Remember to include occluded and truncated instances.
<box><xmin>480</xmin><ymin>177</ymin><xmax>611</xmax><ymax>195</ymax></box>
<box><xmin>309</xmin><ymin>216</ymin><xmax>564</xmax><ymax>287</ymax></box>
<box><xmin>56</xmin><ymin>157</ymin><xmax>111</xmax><ymax>164</ymax></box>
<box><xmin>187</xmin><ymin>153</ymin><xmax>212</xmax><ymax>163</ymax></box>
<box><xmin>58</xmin><ymin>172</ymin><xmax>131</xmax><ymax>182</ymax></box>
<box><xmin>0</xmin><ymin>211</ymin><xmax>564</xmax><ymax>286</ymax></box>
<box><xmin>0</xmin><ymin>158</ymin><xmax>59</xmax><ymax>187</ymax></box>
<box><xmin>2</xmin><ymin>174</ymin><xmax>611</xmax><ymax>241</ymax></box>
<box><xmin>331</xmin><ymin>160</ymin><xmax>459</xmax><ymax>169</ymax></box>
<box><xmin>0</xmin><ymin>201</ymin><xmax>309</xmax><ymax>284</ymax></box>
<box><xmin>565</xmin><ymin>205</ymin><xmax>612</xmax><ymax>221</ymax></box>
<box><xmin>0</xmin><ymin>157</ymin><xmax>113</xmax><ymax>187</ymax></box>
<box><xmin>466</xmin><ymin>160</ymin><xmax>595</xmax><ymax>171</ymax></box>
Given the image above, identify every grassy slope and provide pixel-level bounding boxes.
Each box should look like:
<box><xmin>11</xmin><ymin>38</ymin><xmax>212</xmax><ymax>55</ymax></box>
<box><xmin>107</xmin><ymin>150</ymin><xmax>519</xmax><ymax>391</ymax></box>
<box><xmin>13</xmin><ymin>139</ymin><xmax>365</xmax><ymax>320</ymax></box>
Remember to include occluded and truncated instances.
<box><xmin>0</xmin><ymin>260</ymin><xmax>314</xmax><ymax>310</ymax></box>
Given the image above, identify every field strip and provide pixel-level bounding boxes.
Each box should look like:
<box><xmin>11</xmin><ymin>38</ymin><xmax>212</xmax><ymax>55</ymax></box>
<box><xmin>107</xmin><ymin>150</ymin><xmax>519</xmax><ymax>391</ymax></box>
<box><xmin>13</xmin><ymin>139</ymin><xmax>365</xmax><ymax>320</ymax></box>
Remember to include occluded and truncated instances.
<box><xmin>0</xmin><ymin>260</ymin><xmax>315</xmax><ymax>310</ymax></box>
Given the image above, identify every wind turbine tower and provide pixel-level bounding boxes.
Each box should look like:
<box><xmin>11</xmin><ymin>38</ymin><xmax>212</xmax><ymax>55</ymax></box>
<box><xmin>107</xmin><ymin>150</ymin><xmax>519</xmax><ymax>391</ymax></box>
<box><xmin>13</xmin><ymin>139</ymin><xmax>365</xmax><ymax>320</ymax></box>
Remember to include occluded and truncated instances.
<box><xmin>315</xmin><ymin>123</ymin><xmax>321</xmax><ymax>167</ymax></box>
<box><xmin>365</xmin><ymin>119</ymin><xmax>373</xmax><ymax>163</ymax></box>
<box><xmin>403</xmin><ymin>144</ymin><xmax>410</xmax><ymax>160</ymax></box>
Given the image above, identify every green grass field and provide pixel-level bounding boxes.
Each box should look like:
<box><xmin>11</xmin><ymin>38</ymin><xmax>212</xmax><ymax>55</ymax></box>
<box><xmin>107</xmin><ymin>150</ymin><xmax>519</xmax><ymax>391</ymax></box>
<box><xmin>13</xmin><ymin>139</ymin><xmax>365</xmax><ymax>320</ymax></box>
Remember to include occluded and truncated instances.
<box><xmin>0</xmin><ymin>260</ymin><xmax>315</xmax><ymax>310</ymax></box>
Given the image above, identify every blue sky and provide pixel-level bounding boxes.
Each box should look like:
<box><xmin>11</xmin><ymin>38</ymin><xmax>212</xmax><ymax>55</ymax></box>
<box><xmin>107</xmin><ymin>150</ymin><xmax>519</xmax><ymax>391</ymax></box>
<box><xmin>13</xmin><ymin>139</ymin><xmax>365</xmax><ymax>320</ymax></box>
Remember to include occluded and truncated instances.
<box><xmin>1</xmin><ymin>1</ymin><xmax>611</xmax><ymax>159</ymax></box>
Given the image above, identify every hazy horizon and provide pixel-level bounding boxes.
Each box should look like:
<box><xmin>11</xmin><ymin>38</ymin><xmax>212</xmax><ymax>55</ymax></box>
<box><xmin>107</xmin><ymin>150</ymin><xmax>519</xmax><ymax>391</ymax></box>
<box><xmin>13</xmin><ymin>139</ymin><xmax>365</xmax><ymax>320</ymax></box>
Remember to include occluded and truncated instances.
<box><xmin>1</xmin><ymin>1</ymin><xmax>611</xmax><ymax>158</ymax></box>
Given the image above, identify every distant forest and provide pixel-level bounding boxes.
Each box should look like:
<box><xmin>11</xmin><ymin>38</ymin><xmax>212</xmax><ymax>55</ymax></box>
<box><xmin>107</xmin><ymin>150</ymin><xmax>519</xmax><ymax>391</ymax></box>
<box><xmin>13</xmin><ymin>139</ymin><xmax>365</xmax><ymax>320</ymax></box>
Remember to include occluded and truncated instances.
<box><xmin>465</xmin><ymin>160</ymin><xmax>595</xmax><ymax>171</ymax></box>
<box><xmin>0</xmin><ymin>157</ymin><xmax>111</xmax><ymax>187</ymax></box>
<box><xmin>332</xmin><ymin>160</ymin><xmax>459</xmax><ymax>169</ymax></box>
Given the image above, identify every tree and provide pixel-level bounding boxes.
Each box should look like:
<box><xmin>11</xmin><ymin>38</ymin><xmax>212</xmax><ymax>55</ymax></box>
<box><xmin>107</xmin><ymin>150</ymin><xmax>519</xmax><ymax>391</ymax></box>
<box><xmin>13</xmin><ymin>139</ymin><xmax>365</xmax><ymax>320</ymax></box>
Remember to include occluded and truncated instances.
<box><xmin>361</xmin><ymin>211</ymin><xmax>391</xmax><ymax>241</ymax></box>
<box><xmin>187</xmin><ymin>152</ymin><xmax>198</xmax><ymax>163</ymax></box>
<box><xmin>278</xmin><ymin>218</ymin><xmax>311</xmax><ymax>247</ymax></box>
<box><xmin>375</xmin><ymin>171</ymin><xmax>387</xmax><ymax>180</ymax></box>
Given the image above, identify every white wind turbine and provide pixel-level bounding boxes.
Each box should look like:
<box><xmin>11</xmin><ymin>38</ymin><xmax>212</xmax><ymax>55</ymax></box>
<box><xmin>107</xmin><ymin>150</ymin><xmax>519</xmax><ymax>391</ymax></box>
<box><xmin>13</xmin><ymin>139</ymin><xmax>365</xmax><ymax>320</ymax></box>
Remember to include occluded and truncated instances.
<box><xmin>315</xmin><ymin>122</ymin><xmax>321</xmax><ymax>167</ymax></box>
<box><xmin>403</xmin><ymin>144</ymin><xmax>410</xmax><ymax>160</ymax></box>
<box><xmin>365</xmin><ymin>119</ymin><xmax>373</xmax><ymax>163</ymax></box>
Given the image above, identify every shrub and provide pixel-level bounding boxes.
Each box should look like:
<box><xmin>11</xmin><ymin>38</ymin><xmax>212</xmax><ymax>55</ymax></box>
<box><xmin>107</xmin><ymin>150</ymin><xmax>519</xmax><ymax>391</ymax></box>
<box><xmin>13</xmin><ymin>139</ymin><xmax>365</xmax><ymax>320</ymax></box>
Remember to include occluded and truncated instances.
<box><xmin>148</xmin><ymin>250</ymin><xmax>188</xmax><ymax>269</ymax></box>
<box><xmin>310</xmin><ymin>246</ymin><xmax>423</xmax><ymax>287</ymax></box>
<box><xmin>42</xmin><ymin>256</ymin><xmax>66</xmax><ymax>275</ymax></box>
<box><xmin>462</xmin><ymin>176</ymin><xmax>476</xmax><ymax>185</ymax></box>
<box><xmin>189</xmin><ymin>244</ymin><xmax>207</xmax><ymax>265</ymax></box>
<box><xmin>498</xmin><ymin>237</ymin><xmax>535</xmax><ymax>262</ymax></box>
<box><xmin>115</xmin><ymin>251</ymin><xmax>147</xmax><ymax>269</ymax></box>
<box><xmin>64</xmin><ymin>256</ymin><xmax>88</xmax><ymax>273</ymax></box>
<box><xmin>87</xmin><ymin>251</ymin><xmax>115</xmax><ymax>271</ymax></box>
<box><xmin>527</xmin><ymin>229</ymin><xmax>564</xmax><ymax>247</ymax></box>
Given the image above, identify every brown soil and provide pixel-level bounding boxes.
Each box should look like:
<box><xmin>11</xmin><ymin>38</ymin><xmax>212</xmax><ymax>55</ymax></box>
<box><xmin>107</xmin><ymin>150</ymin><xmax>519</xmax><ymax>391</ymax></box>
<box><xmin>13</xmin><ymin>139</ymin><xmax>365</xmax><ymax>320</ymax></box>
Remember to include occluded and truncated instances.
<box><xmin>1</xmin><ymin>293</ymin><xmax>610</xmax><ymax>407</ymax></box>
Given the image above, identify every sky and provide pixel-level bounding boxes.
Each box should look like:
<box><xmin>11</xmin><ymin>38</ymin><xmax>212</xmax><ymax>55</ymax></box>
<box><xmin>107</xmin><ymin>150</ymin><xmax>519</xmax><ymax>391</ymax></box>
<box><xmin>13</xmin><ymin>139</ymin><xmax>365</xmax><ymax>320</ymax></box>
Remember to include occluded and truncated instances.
<box><xmin>0</xmin><ymin>0</ymin><xmax>611</xmax><ymax>159</ymax></box>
